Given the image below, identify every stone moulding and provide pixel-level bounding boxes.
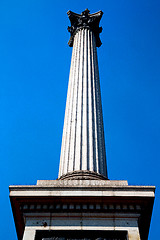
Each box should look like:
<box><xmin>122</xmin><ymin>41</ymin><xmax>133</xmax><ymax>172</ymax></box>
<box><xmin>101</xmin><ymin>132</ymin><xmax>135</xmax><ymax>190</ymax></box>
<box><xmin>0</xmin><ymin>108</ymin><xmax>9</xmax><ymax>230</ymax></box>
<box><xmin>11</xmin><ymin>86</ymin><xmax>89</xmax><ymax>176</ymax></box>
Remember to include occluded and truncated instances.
<box><xmin>20</xmin><ymin>202</ymin><xmax>142</xmax><ymax>213</ymax></box>
<box><xmin>58</xmin><ymin>170</ymin><xmax>108</xmax><ymax>180</ymax></box>
<box><xmin>36</xmin><ymin>179</ymin><xmax>128</xmax><ymax>187</ymax></box>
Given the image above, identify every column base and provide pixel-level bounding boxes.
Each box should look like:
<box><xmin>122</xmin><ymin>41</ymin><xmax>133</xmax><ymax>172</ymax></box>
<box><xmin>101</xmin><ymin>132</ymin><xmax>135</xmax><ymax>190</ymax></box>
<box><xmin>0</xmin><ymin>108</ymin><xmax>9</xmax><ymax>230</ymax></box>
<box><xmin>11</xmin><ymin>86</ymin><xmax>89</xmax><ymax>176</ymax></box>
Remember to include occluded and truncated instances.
<box><xmin>58</xmin><ymin>170</ymin><xmax>108</xmax><ymax>180</ymax></box>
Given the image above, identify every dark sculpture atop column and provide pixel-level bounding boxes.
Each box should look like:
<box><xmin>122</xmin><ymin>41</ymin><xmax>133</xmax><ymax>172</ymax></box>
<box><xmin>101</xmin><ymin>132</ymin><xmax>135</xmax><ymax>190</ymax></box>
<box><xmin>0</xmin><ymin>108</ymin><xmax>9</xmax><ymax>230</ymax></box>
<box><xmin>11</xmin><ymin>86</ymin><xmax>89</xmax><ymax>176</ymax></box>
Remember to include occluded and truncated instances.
<box><xmin>67</xmin><ymin>9</ymin><xmax>103</xmax><ymax>47</ymax></box>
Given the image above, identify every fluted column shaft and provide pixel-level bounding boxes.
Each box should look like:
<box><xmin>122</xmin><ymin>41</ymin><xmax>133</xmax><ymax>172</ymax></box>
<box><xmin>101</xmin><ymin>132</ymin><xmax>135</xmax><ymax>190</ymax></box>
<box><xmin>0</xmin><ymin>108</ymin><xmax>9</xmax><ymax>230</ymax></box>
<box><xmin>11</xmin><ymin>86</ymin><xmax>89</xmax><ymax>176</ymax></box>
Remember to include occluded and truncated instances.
<box><xmin>58</xmin><ymin>27</ymin><xmax>107</xmax><ymax>179</ymax></box>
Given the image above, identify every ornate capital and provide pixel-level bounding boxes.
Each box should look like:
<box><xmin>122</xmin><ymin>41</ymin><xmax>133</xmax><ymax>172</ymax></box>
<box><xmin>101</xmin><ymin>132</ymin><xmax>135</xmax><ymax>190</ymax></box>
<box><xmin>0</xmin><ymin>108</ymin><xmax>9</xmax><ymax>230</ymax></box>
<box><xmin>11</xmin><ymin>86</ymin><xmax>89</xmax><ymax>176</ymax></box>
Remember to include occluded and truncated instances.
<box><xmin>67</xmin><ymin>9</ymin><xmax>103</xmax><ymax>47</ymax></box>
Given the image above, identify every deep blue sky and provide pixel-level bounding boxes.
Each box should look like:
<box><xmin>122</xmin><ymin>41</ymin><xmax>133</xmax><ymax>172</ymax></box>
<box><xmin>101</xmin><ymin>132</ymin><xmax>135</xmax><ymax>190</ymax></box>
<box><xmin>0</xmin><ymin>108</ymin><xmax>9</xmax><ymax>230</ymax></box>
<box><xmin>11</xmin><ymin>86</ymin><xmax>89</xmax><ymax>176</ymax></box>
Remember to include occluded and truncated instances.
<box><xmin>0</xmin><ymin>0</ymin><xmax>160</xmax><ymax>239</ymax></box>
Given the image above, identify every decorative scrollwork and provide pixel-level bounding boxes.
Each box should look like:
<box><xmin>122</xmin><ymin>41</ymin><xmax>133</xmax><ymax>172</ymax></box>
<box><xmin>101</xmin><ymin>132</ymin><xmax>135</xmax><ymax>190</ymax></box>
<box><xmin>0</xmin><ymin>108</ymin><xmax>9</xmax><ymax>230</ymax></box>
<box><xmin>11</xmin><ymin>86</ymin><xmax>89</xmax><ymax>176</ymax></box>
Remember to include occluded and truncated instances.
<box><xmin>67</xmin><ymin>9</ymin><xmax>103</xmax><ymax>47</ymax></box>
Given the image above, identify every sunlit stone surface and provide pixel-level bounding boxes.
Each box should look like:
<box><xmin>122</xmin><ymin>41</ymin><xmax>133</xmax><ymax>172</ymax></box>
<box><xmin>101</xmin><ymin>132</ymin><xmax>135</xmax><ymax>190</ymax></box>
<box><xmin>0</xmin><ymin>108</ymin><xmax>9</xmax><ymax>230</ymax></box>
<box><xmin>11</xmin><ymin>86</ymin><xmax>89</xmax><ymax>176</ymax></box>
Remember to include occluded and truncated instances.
<box><xmin>58</xmin><ymin>10</ymin><xmax>107</xmax><ymax>179</ymax></box>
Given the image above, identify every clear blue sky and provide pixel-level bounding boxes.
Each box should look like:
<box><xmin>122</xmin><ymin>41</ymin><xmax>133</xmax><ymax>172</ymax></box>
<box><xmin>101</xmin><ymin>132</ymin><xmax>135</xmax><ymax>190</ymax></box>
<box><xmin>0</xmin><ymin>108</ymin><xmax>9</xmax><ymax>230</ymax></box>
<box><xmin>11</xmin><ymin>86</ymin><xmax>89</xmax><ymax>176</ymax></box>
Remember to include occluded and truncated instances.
<box><xmin>0</xmin><ymin>0</ymin><xmax>160</xmax><ymax>239</ymax></box>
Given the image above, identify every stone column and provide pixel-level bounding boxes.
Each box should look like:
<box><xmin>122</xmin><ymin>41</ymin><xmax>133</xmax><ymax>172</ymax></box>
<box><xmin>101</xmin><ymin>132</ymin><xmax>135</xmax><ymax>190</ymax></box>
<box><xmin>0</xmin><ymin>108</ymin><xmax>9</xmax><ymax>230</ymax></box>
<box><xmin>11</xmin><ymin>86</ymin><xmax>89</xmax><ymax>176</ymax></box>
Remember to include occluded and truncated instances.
<box><xmin>58</xmin><ymin>9</ymin><xmax>108</xmax><ymax>180</ymax></box>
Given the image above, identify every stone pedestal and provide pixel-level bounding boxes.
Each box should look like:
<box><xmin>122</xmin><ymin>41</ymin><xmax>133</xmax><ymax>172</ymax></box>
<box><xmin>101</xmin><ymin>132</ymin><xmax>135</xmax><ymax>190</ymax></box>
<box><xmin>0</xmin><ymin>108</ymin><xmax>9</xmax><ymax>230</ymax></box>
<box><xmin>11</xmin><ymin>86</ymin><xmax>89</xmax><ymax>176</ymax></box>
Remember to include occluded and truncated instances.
<box><xmin>9</xmin><ymin>180</ymin><xmax>155</xmax><ymax>240</ymax></box>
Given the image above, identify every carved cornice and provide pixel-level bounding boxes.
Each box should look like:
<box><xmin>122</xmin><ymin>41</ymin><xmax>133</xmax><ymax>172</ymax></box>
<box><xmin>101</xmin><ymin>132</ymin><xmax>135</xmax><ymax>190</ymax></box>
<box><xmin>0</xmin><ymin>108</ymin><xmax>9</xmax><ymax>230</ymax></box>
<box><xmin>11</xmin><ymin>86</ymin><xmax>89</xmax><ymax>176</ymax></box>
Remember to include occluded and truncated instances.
<box><xmin>67</xmin><ymin>9</ymin><xmax>103</xmax><ymax>47</ymax></box>
<box><xmin>21</xmin><ymin>202</ymin><xmax>142</xmax><ymax>213</ymax></box>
